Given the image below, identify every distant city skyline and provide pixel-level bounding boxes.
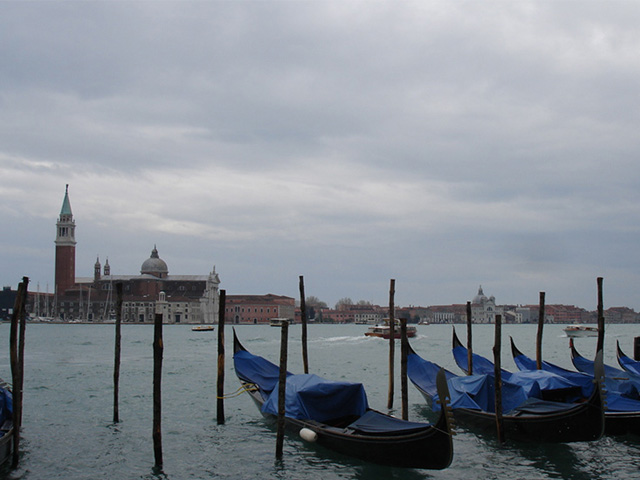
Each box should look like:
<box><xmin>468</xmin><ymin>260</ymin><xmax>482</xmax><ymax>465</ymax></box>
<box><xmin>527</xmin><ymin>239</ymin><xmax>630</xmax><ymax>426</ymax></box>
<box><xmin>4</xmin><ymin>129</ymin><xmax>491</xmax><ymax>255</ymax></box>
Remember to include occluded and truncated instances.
<box><xmin>1</xmin><ymin>193</ymin><xmax>632</xmax><ymax>313</ymax></box>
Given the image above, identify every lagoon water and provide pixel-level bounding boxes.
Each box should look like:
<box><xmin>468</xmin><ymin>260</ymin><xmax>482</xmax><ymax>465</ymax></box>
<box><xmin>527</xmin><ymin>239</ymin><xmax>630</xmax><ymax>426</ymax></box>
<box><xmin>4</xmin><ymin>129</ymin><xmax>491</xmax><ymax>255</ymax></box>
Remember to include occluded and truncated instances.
<box><xmin>0</xmin><ymin>323</ymin><xmax>639</xmax><ymax>479</ymax></box>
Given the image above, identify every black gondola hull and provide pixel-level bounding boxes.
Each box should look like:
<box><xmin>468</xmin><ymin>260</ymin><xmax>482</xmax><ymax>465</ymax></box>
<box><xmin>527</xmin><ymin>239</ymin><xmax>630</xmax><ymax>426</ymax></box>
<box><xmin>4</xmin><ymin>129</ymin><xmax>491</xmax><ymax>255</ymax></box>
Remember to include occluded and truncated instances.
<box><xmin>0</xmin><ymin>428</ymin><xmax>12</xmax><ymax>466</ymax></box>
<box><xmin>414</xmin><ymin>383</ymin><xmax>603</xmax><ymax>443</ymax></box>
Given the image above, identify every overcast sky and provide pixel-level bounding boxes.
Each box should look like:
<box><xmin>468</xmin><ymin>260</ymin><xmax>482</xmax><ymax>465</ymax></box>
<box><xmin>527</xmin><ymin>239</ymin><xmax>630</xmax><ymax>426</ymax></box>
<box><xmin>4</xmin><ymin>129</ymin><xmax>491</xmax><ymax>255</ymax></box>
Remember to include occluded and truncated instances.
<box><xmin>2</xmin><ymin>1</ymin><xmax>639</xmax><ymax>311</ymax></box>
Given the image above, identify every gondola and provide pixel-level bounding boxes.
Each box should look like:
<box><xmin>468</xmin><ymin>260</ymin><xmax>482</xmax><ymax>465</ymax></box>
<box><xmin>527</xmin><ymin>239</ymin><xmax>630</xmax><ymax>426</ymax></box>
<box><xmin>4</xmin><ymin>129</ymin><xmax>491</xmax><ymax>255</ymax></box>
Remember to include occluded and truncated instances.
<box><xmin>569</xmin><ymin>338</ymin><xmax>637</xmax><ymax>381</ymax></box>
<box><xmin>0</xmin><ymin>378</ymin><xmax>13</xmax><ymax>466</ymax></box>
<box><xmin>511</xmin><ymin>338</ymin><xmax>640</xmax><ymax>436</ymax></box>
<box><xmin>408</xmin><ymin>338</ymin><xmax>605</xmax><ymax>443</ymax></box>
<box><xmin>616</xmin><ymin>341</ymin><xmax>640</xmax><ymax>376</ymax></box>
<box><xmin>232</xmin><ymin>330</ymin><xmax>454</xmax><ymax>470</ymax></box>
<box><xmin>453</xmin><ymin>329</ymin><xmax>589</xmax><ymax>403</ymax></box>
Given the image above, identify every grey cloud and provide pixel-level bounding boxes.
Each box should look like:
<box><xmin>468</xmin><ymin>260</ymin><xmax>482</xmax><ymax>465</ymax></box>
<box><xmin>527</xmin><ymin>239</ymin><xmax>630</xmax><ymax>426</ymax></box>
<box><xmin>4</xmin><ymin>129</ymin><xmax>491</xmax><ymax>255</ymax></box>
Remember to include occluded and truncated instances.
<box><xmin>2</xmin><ymin>1</ymin><xmax>640</xmax><ymax>309</ymax></box>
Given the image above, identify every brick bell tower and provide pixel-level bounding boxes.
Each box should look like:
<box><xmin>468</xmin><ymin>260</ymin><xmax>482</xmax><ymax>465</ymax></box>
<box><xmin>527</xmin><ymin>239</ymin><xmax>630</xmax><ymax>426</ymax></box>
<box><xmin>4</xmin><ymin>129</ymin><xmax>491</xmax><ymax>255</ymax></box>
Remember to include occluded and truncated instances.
<box><xmin>55</xmin><ymin>184</ymin><xmax>76</xmax><ymax>296</ymax></box>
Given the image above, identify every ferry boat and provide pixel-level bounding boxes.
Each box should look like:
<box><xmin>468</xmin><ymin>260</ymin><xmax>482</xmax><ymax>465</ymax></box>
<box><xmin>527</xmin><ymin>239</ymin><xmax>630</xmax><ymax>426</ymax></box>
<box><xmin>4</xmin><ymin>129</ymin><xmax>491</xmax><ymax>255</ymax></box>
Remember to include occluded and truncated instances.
<box><xmin>563</xmin><ymin>324</ymin><xmax>598</xmax><ymax>338</ymax></box>
<box><xmin>365</xmin><ymin>320</ymin><xmax>417</xmax><ymax>339</ymax></box>
<box><xmin>191</xmin><ymin>325</ymin><xmax>215</xmax><ymax>332</ymax></box>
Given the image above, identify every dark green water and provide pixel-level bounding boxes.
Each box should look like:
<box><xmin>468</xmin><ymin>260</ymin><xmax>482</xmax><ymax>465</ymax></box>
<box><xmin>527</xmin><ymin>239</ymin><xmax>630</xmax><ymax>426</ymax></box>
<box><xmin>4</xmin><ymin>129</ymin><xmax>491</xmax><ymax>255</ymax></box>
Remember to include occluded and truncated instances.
<box><xmin>0</xmin><ymin>323</ymin><xmax>638</xmax><ymax>479</ymax></box>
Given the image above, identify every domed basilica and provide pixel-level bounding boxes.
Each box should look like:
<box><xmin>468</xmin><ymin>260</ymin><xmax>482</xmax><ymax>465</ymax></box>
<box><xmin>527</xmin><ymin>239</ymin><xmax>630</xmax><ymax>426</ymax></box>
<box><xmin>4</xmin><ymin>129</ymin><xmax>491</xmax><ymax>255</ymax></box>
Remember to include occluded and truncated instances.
<box><xmin>470</xmin><ymin>285</ymin><xmax>503</xmax><ymax>323</ymax></box>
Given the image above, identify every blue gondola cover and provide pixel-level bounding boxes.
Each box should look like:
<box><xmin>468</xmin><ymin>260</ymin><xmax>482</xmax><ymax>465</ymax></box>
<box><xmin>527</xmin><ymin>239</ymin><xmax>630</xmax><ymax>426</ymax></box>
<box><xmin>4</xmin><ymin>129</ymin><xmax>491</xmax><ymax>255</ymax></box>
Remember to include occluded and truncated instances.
<box><xmin>347</xmin><ymin>410</ymin><xmax>428</xmax><ymax>435</ymax></box>
<box><xmin>262</xmin><ymin>374</ymin><xmax>369</xmax><ymax>422</ymax></box>
<box><xmin>512</xmin><ymin>351</ymin><xmax>595</xmax><ymax>397</ymax></box>
<box><xmin>407</xmin><ymin>351</ymin><xmax>593</xmax><ymax>414</ymax></box>
<box><xmin>618</xmin><ymin>354</ymin><xmax>640</xmax><ymax>376</ymax></box>
<box><xmin>234</xmin><ymin>349</ymin><xmax>292</xmax><ymax>399</ymax></box>
<box><xmin>408</xmin><ymin>352</ymin><xmax>528</xmax><ymax>413</ymax></box>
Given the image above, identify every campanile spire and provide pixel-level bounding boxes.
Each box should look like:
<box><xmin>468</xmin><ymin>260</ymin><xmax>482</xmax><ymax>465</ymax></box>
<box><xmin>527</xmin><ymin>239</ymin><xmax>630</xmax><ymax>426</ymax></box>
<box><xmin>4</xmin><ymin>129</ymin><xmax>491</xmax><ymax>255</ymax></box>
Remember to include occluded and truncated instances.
<box><xmin>55</xmin><ymin>184</ymin><xmax>77</xmax><ymax>295</ymax></box>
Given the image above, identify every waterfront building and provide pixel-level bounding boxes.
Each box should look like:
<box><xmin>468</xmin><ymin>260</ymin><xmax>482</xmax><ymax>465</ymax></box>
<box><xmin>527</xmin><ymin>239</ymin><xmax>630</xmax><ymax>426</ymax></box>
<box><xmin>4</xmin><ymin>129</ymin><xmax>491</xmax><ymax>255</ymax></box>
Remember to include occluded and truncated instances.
<box><xmin>224</xmin><ymin>294</ymin><xmax>295</xmax><ymax>324</ymax></box>
<box><xmin>0</xmin><ymin>286</ymin><xmax>17</xmax><ymax>321</ymax></box>
<box><xmin>470</xmin><ymin>285</ymin><xmax>503</xmax><ymax>323</ymax></box>
<box><xmin>353</xmin><ymin>308</ymin><xmax>383</xmax><ymax>325</ymax></box>
<box><xmin>513</xmin><ymin>306</ymin><xmax>534</xmax><ymax>324</ymax></box>
<box><xmin>314</xmin><ymin>308</ymin><xmax>355</xmax><ymax>323</ymax></box>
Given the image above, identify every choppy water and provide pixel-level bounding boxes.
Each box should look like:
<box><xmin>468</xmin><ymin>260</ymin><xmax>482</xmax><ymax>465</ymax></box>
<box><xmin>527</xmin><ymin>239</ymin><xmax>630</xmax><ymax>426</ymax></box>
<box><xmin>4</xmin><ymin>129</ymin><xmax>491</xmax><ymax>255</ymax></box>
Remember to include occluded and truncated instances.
<box><xmin>0</xmin><ymin>323</ymin><xmax>639</xmax><ymax>479</ymax></box>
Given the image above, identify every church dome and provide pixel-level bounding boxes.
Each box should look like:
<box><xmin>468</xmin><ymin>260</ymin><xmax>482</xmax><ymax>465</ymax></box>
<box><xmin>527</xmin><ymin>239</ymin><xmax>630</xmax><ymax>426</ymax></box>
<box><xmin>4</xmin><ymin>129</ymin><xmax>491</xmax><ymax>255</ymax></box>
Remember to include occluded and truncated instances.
<box><xmin>472</xmin><ymin>285</ymin><xmax>488</xmax><ymax>304</ymax></box>
<box><xmin>141</xmin><ymin>246</ymin><xmax>168</xmax><ymax>277</ymax></box>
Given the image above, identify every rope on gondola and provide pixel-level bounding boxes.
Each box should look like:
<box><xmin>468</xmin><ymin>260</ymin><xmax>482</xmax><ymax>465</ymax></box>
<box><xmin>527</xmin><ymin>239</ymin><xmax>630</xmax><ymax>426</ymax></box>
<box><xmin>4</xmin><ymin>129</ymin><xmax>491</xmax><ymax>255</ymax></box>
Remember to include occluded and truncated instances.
<box><xmin>216</xmin><ymin>384</ymin><xmax>258</xmax><ymax>399</ymax></box>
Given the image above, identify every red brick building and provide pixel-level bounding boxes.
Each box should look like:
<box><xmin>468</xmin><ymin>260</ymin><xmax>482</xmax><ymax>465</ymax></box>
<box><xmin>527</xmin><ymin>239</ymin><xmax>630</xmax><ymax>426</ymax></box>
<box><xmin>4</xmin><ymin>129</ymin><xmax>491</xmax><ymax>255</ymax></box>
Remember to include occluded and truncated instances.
<box><xmin>225</xmin><ymin>294</ymin><xmax>295</xmax><ymax>324</ymax></box>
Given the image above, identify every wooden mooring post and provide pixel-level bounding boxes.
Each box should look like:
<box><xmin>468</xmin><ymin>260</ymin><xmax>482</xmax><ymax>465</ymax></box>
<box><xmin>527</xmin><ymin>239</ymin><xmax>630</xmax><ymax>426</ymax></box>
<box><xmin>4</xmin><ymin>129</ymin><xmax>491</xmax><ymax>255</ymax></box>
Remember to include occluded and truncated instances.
<box><xmin>152</xmin><ymin>313</ymin><xmax>163</xmax><ymax>469</ymax></box>
<box><xmin>466</xmin><ymin>301</ymin><xmax>473</xmax><ymax>375</ymax></box>
<box><xmin>387</xmin><ymin>279</ymin><xmax>395</xmax><ymax>410</ymax></box>
<box><xmin>113</xmin><ymin>282</ymin><xmax>123</xmax><ymax>423</ymax></box>
<box><xmin>10</xmin><ymin>276</ymin><xmax>28</xmax><ymax>468</ymax></box>
<box><xmin>493</xmin><ymin>314</ymin><xmax>505</xmax><ymax>444</ymax></box>
<box><xmin>299</xmin><ymin>276</ymin><xmax>309</xmax><ymax>374</ymax></box>
<box><xmin>16</xmin><ymin>277</ymin><xmax>28</xmax><ymax>428</ymax></box>
<box><xmin>596</xmin><ymin>277</ymin><xmax>605</xmax><ymax>354</ymax></box>
<box><xmin>400</xmin><ymin>316</ymin><xmax>408</xmax><ymax>420</ymax></box>
<box><xmin>217</xmin><ymin>290</ymin><xmax>226</xmax><ymax>425</ymax></box>
<box><xmin>536</xmin><ymin>292</ymin><xmax>545</xmax><ymax>370</ymax></box>
<box><xmin>275</xmin><ymin>320</ymin><xmax>289</xmax><ymax>458</ymax></box>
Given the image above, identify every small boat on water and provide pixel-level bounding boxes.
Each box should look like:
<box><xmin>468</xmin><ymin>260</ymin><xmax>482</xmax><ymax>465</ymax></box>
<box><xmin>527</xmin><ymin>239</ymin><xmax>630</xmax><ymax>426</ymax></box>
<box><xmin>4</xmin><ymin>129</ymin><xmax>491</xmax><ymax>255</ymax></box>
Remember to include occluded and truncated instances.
<box><xmin>191</xmin><ymin>325</ymin><xmax>214</xmax><ymax>332</ymax></box>
<box><xmin>0</xmin><ymin>378</ymin><xmax>13</xmax><ymax>466</ymax></box>
<box><xmin>364</xmin><ymin>320</ymin><xmax>417</xmax><ymax>339</ymax></box>
<box><xmin>563</xmin><ymin>324</ymin><xmax>598</xmax><ymax>338</ymax></box>
<box><xmin>233</xmin><ymin>330</ymin><xmax>454</xmax><ymax>469</ymax></box>
<box><xmin>269</xmin><ymin>318</ymin><xmax>289</xmax><ymax>327</ymax></box>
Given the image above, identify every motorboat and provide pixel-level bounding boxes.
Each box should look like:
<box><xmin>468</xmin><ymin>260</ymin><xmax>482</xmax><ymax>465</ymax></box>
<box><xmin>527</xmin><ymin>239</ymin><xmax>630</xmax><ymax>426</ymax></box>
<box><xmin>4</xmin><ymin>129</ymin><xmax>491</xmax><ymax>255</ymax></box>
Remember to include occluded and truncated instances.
<box><xmin>191</xmin><ymin>325</ymin><xmax>214</xmax><ymax>331</ymax></box>
<box><xmin>563</xmin><ymin>325</ymin><xmax>598</xmax><ymax>338</ymax></box>
<box><xmin>364</xmin><ymin>320</ymin><xmax>416</xmax><ymax>339</ymax></box>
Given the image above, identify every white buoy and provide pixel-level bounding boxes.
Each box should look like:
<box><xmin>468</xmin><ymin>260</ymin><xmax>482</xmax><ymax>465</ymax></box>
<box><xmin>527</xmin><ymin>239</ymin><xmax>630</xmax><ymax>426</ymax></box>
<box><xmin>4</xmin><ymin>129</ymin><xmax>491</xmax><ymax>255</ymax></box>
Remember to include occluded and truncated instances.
<box><xmin>299</xmin><ymin>428</ymin><xmax>318</xmax><ymax>443</ymax></box>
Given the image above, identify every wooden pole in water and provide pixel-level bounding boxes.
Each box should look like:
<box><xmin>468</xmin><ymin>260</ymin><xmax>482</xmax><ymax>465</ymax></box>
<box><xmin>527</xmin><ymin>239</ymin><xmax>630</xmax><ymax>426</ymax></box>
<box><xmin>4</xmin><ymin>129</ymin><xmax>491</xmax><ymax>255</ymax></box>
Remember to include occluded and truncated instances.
<box><xmin>400</xmin><ymin>316</ymin><xmax>408</xmax><ymax>420</ymax></box>
<box><xmin>493</xmin><ymin>314</ymin><xmax>505</xmax><ymax>444</ymax></box>
<box><xmin>387</xmin><ymin>279</ymin><xmax>395</xmax><ymax>410</ymax></box>
<box><xmin>9</xmin><ymin>277</ymin><xmax>28</xmax><ymax>468</ymax></box>
<box><xmin>536</xmin><ymin>292</ymin><xmax>545</xmax><ymax>370</ymax></box>
<box><xmin>299</xmin><ymin>276</ymin><xmax>309</xmax><ymax>374</ymax></box>
<box><xmin>217</xmin><ymin>290</ymin><xmax>226</xmax><ymax>425</ymax></box>
<box><xmin>275</xmin><ymin>320</ymin><xmax>289</xmax><ymax>458</ymax></box>
<box><xmin>152</xmin><ymin>313</ymin><xmax>164</xmax><ymax>468</ymax></box>
<box><xmin>16</xmin><ymin>276</ymin><xmax>28</xmax><ymax>428</ymax></box>
<box><xmin>8</xmin><ymin>283</ymin><xmax>20</xmax><ymax>467</ymax></box>
<box><xmin>466</xmin><ymin>301</ymin><xmax>473</xmax><ymax>375</ymax></box>
<box><xmin>596</xmin><ymin>277</ymin><xmax>605</xmax><ymax>353</ymax></box>
<box><xmin>113</xmin><ymin>282</ymin><xmax>123</xmax><ymax>423</ymax></box>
